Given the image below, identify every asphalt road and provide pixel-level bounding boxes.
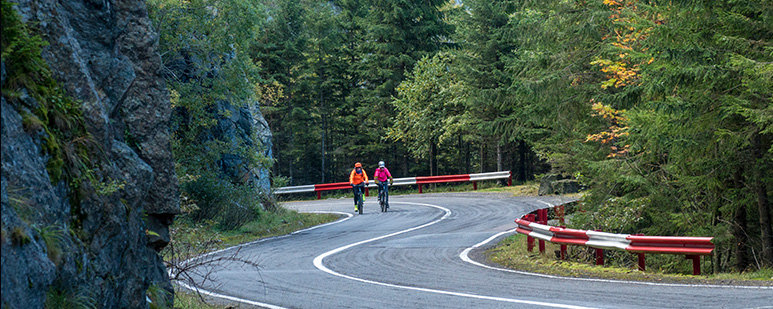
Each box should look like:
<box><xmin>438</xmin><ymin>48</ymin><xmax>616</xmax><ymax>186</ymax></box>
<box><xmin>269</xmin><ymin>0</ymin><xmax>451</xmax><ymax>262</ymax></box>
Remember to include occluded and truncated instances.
<box><xmin>184</xmin><ymin>193</ymin><xmax>773</xmax><ymax>308</ymax></box>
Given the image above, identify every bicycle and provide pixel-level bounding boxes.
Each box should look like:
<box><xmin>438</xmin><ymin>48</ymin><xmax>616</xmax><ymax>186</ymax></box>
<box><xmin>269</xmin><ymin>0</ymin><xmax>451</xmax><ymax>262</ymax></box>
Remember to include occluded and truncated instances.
<box><xmin>377</xmin><ymin>182</ymin><xmax>388</xmax><ymax>212</ymax></box>
<box><xmin>353</xmin><ymin>183</ymin><xmax>365</xmax><ymax>214</ymax></box>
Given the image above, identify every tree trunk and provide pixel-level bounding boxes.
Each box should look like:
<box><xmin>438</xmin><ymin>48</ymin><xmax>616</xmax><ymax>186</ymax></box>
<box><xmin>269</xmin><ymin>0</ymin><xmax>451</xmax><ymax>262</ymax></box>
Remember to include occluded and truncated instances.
<box><xmin>733</xmin><ymin>168</ymin><xmax>749</xmax><ymax>271</ymax></box>
<box><xmin>319</xmin><ymin>52</ymin><xmax>326</xmax><ymax>184</ymax></box>
<box><xmin>753</xmin><ymin>133</ymin><xmax>773</xmax><ymax>266</ymax></box>
<box><xmin>430</xmin><ymin>140</ymin><xmax>436</xmax><ymax>176</ymax></box>
<box><xmin>458</xmin><ymin>135</ymin><xmax>464</xmax><ymax>174</ymax></box>
<box><xmin>757</xmin><ymin>187</ymin><xmax>772</xmax><ymax>267</ymax></box>
<box><xmin>402</xmin><ymin>153</ymin><xmax>409</xmax><ymax>176</ymax></box>
<box><xmin>733</xmin><ymin>203</ymin><xmax>748</xmax><ymax>271</ymax></box>
<box><xmin>479</xmin><ymin>141</ymin><xmax>486</xmax><ymax>173</ymax></box>
<box><xmin>289</xmin><ymin>131</ymin><xmax>294</xmax><ymax>186</ymax></box>
<box><xmin>496</xmin><ymin>143</ymin><xmax>502</xmax><ymax>172</ymax></box>
<box><xmin>518</xmin><ymin>140</ymin><xmax>527</xmax><ymax>182</ymax></box>
<box><xmin>465</xmin><ymin>139</ymin><xmax>471</xmax><ymax>174</ymax></box>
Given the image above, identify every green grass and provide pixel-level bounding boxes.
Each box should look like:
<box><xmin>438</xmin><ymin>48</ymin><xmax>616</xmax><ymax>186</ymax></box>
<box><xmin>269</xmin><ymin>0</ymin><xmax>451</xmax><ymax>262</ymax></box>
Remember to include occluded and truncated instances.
<box><xmin>45</xmin><ymin>287</ymin><xmax>95</xmax><ymax>309</ymax></box>
<box><xmin>166</xmin><ymin>209</ymin><xmax>338</xmax><ymax>261</ymax></box>
<box><xmin>218</xmin><ymin>207</ymin><xmax>338</xmax><ymax>247</ymax></box>
<box><xmin>487</xmin><ymin>234</ymin><xmax>773</xmax><ymax>286</ymax></box>
<box><xmin>167</xmin><ymin>206</ymin><xmax>339</xmax><ymax>308</ymax></box>
<box><xmin>174</xmin><ymin>290</ymin><xmax>228</xmax><ymax>309</ymax></box>
<box><xmin>35</xmin><ymin>225</ymin><xmax>64</xmax><ymax>265</ymax></box>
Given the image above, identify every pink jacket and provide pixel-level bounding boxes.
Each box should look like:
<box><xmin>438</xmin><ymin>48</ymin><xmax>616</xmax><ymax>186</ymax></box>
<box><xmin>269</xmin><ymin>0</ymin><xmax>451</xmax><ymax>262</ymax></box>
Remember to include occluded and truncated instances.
<box><xmin>374</xmin><ymin>167</ymin><xmax>392</xmax><ymax>182</ymax></box>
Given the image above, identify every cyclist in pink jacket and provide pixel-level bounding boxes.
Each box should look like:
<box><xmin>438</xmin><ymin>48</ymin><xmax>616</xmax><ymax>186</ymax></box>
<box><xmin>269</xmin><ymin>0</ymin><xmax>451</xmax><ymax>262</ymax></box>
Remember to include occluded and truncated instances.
<box><xmin>374</xmin><ymin>161</ymin><xmax>393</xmax><ymax>208</ymax></box>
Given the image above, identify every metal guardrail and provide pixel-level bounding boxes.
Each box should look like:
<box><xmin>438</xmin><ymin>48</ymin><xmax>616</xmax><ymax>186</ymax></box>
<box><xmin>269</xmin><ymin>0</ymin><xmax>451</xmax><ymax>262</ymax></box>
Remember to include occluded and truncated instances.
<box><xmin>515</xmin><ymin>209</ymin><xmax>714</xmax><ymax>275</ymax></box>
<box><xmin>275</xmin><ymin>171</ymin><xmax>512</xmax><ymax>199</ymax></box>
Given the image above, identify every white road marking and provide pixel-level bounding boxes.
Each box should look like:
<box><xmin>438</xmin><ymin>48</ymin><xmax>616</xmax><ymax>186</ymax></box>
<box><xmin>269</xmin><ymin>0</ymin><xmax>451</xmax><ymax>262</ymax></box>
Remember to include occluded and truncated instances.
<box><xmin>174</xmin><ymin>211</ymin><xmax>353</xmax><ymax>309</ymax></box>
<box><xmin>313</xmin><ymin>202</ymin><xmax>598</xmax><ymax>309</ymax></box>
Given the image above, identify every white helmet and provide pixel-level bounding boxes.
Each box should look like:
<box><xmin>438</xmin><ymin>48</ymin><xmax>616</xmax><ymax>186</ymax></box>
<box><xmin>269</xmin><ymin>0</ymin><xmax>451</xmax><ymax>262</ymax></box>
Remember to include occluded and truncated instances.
<box><xmin>378</xmin><ymin>161</ymin><xmax>385</xmax><ymax>167</ymax></box>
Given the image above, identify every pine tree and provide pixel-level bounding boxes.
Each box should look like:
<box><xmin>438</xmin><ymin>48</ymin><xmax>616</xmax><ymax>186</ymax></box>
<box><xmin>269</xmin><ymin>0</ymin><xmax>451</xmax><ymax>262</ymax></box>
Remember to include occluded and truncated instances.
<box><xmin>356</xmin><ymin>0</ymin><xmax>452</xmax><ymax>176</ymax></box>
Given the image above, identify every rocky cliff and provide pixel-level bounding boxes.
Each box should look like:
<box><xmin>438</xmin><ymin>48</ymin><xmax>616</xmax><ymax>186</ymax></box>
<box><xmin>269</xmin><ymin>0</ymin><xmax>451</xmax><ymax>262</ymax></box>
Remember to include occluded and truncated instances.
<box><xmin>1</xmin><ymin>0</ymin><xmax>179</xmax><ymax>307</ymax></box>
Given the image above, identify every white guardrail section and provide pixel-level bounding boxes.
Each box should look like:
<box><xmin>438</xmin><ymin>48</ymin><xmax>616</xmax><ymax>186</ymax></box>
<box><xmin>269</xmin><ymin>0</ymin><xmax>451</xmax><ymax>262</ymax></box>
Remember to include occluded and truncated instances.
<box><xmin>585</xmin><ymin>230</ymin><xmax>632</xmax><ymax>251</ymax></box>
<box><xmin>274</xmin><ymin>184</ymin><xmax>315</xmax><ymax>194</ymax></box>
<box><xmin>469</xmin><ymin>171</ymin><xmax>511</xmax><ymax>181</ymax></box>
<box><xmin>387</xmin><ymin>177</ymin><xmax>418</xmax><ymax>187</ymax></box>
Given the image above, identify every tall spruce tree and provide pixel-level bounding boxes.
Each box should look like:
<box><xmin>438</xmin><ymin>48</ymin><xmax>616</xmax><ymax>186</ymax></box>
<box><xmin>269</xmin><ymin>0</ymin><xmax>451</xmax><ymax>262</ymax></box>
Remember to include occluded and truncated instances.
<box><xmin>357</xmin><ymin>0</ymin><xmax>452</xmax><ymax>176</ymax></box>
<box><xmin>624</xmin><ymin>0</ymin><xmax>773</xmax><ymax>270</ymax></box>
<box><xmin>254</xmin><ymin>0</ymin><xmax>311</xmax><ymax>185</ymax></box>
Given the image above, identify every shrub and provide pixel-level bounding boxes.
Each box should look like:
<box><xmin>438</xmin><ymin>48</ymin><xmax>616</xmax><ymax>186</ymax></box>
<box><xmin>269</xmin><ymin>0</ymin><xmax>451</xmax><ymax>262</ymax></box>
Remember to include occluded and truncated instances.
<box><xmin>181</xmin><ymin>172</ymin><xmax>260</xmax><ymax>230</ymax></box>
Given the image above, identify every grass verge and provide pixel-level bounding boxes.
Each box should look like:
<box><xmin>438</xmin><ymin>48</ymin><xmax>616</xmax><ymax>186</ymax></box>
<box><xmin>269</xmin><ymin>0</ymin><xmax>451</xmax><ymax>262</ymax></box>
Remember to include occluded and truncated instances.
<box><xmin>168</xmin><ymin>208</ymin><xmax>338</xmax><ymax>258</ymax></box>
<box><xmin>168</xmin><ymin>206</ymin><xmax>339</xmax><ymax>308</ymax></box>
<box><xmin>174</xmin><ymin>290</ymin><xmax>230</xmax><ymax>309</ymax></box>
<box><xmin>487</xmin><ymin>234</ymin><xmax>773</xmax><ymax>286</ymax></box>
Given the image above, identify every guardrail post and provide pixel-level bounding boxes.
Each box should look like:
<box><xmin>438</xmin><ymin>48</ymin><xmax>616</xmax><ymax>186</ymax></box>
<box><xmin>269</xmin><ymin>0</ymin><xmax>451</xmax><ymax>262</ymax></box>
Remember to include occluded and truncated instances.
<box><xmin>594</xmin><ymin>229</ymin><xmax>604</xmax><ymax>266</ymax></box>
<box><xmin>418</xmin><ymin>184</ymin><xmax>423</xmax><ymax>194</ymax></box>
<box><xmin>508</xmin><ymin>172</ymin><xmax>512</xmax><ymax>186</ymax></box>
<box><xmin>596</xmin><ymin>248</ymin><xmax>604</xmax><ymax>266</ymax></box>
<box><xmin>538</xmin><ymin>209</ymin><xmax>548</xmax><ymax>254</ymax></box>
<box><xmin>365</xmin><ymin>187</ymin><xmax>369</xmax><ymax>197</ymax></box>
<box><xmin>686</xmin><ymin>255</ymin><xmax>701</xmax><ymax>275</ymax></box>
<box><xmin>316</xmin><ymin>191</ymin><xmax>321</xmax><ymax>200</ymax></box>
<box><xmin>637</xmin><ymin>253</ymin><xmax>645</xmax><ymax>271</ymax></box>
<box><xmin>559</xmin><ymin>225</ymin><xmax>567</xmax><ymax>260</ymax></box>
<box><xmin>526</xmin><ymin>214</ymin><xmax>535</xmax><ymax>252</ymax></box>
<box><xmin>473</xmin><ymin>181</ymin><xmax>477</xmax><ymax>190</ymax></box>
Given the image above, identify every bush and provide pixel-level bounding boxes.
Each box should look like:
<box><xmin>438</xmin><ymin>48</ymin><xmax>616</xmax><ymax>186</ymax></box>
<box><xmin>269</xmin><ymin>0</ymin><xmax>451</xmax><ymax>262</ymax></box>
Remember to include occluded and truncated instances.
<box><xmin>181</xmin><ymin>173</ymin><xmax>262</xmax><ymax>230</ymax></box>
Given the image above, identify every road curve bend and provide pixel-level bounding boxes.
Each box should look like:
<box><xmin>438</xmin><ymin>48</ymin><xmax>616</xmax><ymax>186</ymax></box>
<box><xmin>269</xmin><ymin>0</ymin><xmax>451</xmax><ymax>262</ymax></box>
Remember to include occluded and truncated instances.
<box><xmin>184</xmin><ymin>193</ymin><xmax>772</xmax><ymax>308</ymax></box>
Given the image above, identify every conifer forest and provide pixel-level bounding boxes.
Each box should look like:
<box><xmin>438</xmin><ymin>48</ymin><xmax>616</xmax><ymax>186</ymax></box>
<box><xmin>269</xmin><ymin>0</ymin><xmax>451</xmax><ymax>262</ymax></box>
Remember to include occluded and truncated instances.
<box><xmin>147</xmin><ymin>0</ymin><xmax>772</xmax><ymax>273</ymax></box>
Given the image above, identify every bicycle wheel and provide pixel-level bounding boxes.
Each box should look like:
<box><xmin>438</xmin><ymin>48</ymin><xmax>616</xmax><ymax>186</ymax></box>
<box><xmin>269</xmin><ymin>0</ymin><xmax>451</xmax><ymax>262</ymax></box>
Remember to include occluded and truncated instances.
<box><xmin>358</xmin><ymin>195</ymin><xmax>363</xmax><ymax>214</ymax></box>
<box><xmin>380</xmin><ymin>195</ymin><xmax>386</xmax><ymax>212</ymax></box>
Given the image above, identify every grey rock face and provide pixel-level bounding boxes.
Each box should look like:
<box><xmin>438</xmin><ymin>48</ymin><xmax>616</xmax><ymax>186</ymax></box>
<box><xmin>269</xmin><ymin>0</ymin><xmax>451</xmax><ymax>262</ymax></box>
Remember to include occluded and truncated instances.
<box><xmin>1</xmin><ymin>99</ymin><xmax>58</xmax><ymax>309</ymax></box>
<box><xmin>210</xmin><ymin>100</ymin><xmax>273</xmax><ymax>193</ymax></box>
<box><xmin>168</xmin><ymin>51</ymin><xmax>273</xmax><ymax>196</ymax></box>
<box><xmin>1</xmin><ymin>0</ymin><xmax>179</xmax><ymax>307</ymax></box>
<box><xmin>539</xmin><ymin>174</ymin><xmax>581</xmax><ymax>195</ymax></box>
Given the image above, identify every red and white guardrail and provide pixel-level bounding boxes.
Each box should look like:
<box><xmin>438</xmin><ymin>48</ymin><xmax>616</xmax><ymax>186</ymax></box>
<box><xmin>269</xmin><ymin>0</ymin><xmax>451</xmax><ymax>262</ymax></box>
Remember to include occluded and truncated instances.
<box><xmin>515</xmin><ymin>211</ymin><xmax>714</xmax><ymax>275</ymax></box>
<box><xmin>275</xmin><ymin>171</ymin><xmax>512</xmax><ymax>199</ymax></box>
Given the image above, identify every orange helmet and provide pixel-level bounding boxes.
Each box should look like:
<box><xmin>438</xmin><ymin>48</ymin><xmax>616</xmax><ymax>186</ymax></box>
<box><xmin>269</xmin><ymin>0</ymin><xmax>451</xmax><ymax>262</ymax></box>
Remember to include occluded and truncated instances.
<box><xmin>354</xmin><ymin>162</ymin><xmax>362</xmax><ymax>168</ymax></box>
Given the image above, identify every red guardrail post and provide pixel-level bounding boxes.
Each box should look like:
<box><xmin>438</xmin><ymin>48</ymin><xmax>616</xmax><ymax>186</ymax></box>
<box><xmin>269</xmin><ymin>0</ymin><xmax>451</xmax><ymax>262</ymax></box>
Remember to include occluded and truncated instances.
<box><xmin>317</xmin><ymin>191</ymin><xmax>321</xmax><ymax>200</ymax></box>
<box><xmin>473</xmin><ymin>181</ymin><xmax>477</xmax><ymax>190</ymax></box>
<box><xmin>637</xmin><ymin>253</ymin><xmax>645</xmax><ymax>271</ymax></box>
<box><xmin>526</xmin><ymin>214</ymin><xmax>535</xmax><ymax>252</ymax></box>
<box><xmin>686</xmin><ymin>255</ymin><xmax>701</xmax><ymax>275</ymax></box>
<box><xmin>557</xmin><ymin>205</ymin><xmax>565</xmax><ymax>225</ymax></box>
<box><xmin>633</xmin><ymin>234</ymin><xmax>645</xmax><ymax>271</ymax></box>
<box><xmin>537</xmin><ymin>210</ymin><xmax>547</xmax><ymax>254</ymax></box>
<box><xmin>594</xmin><ymin>229</ymin><xmax>604</xmax><ymax>266</ymax></box>
<box><xmin>508</xmin><ymin>172</ymin><xmax>512</xmax><ymax>186</ymax></box>
<box><xmin>596</xmin><ymin>248</ymin><xmax>604</xmax><ymax>266</ymax></box>
<box><xmin>559</xmin><ymin>225</ymin><xmax>567</xmax><ymax>260</ymax></box>
<box><xmin>365</xmin><ymin>187</ymin><xmax>369</xmax><ymax>197</ymax></box>
<box><xmin>418</xmin><ymin>184</ymin><xmax>423</xmax><ymax>194</ymax></box>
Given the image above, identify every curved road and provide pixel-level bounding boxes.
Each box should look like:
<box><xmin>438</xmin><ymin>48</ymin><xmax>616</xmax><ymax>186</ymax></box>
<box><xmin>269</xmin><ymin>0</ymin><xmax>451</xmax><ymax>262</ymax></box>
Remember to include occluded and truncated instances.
<box><xmin>185</xmin><ymin>193</ymin><xmax>772</xmax><ymax>308</ymax></box>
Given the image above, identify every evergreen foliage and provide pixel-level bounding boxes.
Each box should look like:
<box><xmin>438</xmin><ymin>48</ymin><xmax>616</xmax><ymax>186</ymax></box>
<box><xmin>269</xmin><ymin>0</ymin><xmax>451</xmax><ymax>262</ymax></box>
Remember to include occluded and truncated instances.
<box><xmin>145</xmin><ymin>0</ymin><xmax>771</xmax><ymax>272</ymax></box>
